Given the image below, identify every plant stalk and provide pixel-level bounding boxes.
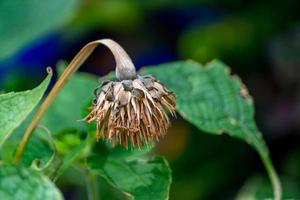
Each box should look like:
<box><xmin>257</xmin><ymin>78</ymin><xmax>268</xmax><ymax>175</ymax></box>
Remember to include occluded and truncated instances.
<box><xmin>86</xmin><ymin>172</ymin><xmax>99</xmax><ymax>200</ymax></box>
<box><xmin>259</xmin><ymin>151</ymin><xmax>282</xmax><ymax>200</ymax></box>
<box><xmin>13</xmin><ymin>39</ymin><xmax>134</xmax><ymax>164</ymax></box>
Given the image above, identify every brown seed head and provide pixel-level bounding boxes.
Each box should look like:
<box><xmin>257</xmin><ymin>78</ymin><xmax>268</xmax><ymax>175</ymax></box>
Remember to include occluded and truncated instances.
<box><xmin>85</xmin><ymin>75</ymin><xmax>176</xmax><ymax>147</ymax></box>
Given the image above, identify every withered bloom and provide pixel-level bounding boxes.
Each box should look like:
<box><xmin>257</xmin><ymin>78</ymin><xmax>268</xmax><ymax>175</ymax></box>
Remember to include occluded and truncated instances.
<box><xmin>85</xmin><ymin>39</ymin><xmax>176</xmax><ymax>147</ymax></box>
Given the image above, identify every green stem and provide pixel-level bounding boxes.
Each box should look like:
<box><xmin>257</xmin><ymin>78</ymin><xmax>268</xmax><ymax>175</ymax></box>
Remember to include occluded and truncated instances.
<box><xmin>259</xmin><ymin>152</ymin><xmax>282</xmax><ymax>200</ymax></box>
<box><xmin>86</xmin><ymin>172</ymin><xmax>99</xmax><ymax>200</ymax></box>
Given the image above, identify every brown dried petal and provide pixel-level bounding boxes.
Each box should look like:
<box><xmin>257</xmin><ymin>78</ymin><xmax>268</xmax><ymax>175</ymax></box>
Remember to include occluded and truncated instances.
<box><xmin>117</xmin><ymin>90</ymin><xmax>131</xmax><ymax>107</ymax></box>
<box><xmin>131</xmin><ymin>88</ymin><xmax>144</xmax><ymax>99</ymax></box>
<box><xmin>85</xmin><ymin>75</ymin><xmax>176</xmax><ymax>148</ymax></box>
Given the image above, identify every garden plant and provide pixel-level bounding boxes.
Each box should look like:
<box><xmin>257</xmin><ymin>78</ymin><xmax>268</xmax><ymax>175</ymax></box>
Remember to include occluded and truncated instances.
<box><xmin>0</xmin><ymin>38</ymin><xmax>281</xmax><ymax>200</ymax></box>
<box><xmin>1</xmin><ymin>1</ymin><xmax>299</xmax><ymax>199</ymax></box>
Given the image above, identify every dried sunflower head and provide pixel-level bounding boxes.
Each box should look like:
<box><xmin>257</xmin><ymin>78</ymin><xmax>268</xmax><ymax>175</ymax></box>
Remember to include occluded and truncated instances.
<box><xmin>85</xmin><ymin>40</ymin><xmax>176</xmax><ymax>148</ymax></box>
<box><xmin>86</xmin><ymin>75</ymin><xmax>176</xmax><ymax>147</ymax></box>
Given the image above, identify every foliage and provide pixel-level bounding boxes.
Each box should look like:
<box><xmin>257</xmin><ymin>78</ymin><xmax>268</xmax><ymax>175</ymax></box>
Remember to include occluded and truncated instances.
<box><xmin>1</xmin><ymin>0</ymin><xmax>299</xmax><ymax>199</ymax></box>
<box><xmin>143</xmin><ymin>60</ymin><xmax>267</xmax><ymax>156</ymax></box>
<box><xmin>87</xmin><ymin>155</ymin><xmax>171</xmax><ymax>200</ymax></box>
<box><xmin>0</xmin><ymin>73</ymin><xmax>51</xmax><ymax>145</ymax></box>
<box><xmin>0</xmin><ymin>59</ymin><xmax>282</xmax><ymax>199</ymax></box>
<box><xmin>0</xmin><ymin>165</ymin><xmax>63</xmax><ymax>200</ymax></box>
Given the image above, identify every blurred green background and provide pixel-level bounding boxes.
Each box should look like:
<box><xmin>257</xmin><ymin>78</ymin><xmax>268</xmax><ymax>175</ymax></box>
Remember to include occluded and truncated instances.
<box><xmin>1</xmin><ymin>0</ymin><xmax>300</xmax><ymax>199</ymax></box>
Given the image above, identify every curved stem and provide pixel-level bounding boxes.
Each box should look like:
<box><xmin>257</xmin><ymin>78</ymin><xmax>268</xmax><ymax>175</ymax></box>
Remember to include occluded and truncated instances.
<box><xmin>259</xmin><ymin>151</ymin><xmax>282</xmax><ymax>200</ymax></box>
<box><xmin>13</xmin><ymin>39</ymin><xmax>135</xmax><ymax>164</ymax></box>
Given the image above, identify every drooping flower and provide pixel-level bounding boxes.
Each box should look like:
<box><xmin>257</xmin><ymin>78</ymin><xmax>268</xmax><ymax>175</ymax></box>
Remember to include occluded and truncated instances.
<box><xmin>85</xmin><ymin>39</ymin><xmax>176</xmax><ymax>147</ymax></box>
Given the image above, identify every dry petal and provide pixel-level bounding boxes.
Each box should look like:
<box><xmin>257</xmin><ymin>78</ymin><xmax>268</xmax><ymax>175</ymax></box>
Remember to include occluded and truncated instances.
<box><xmin>85</xmin><ymin>75</ymin><xmax>176</xmax><ymax>148</ymax></box>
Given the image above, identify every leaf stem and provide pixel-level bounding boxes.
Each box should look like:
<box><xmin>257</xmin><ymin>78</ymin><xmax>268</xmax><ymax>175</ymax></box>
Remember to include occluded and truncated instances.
<box><xmin>13</xmin><ymin>39</ymin><xmax>134</xmax><ymax>164</ymax></box>
<box><xmin>259</xmin><ymin>151</ymin><xmax>282</xmax><ymax>200</ymax></box>
<box><xmin>85</xmin><ymin>172</ymin><xmax>99</xmax><ymax>200</ymax></box>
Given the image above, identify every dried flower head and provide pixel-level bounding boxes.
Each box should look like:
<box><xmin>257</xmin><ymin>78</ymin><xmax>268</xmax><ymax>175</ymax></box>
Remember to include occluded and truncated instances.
<box><xmin>85</xmin><ymin>40</ymin><xmax>176</xmax><ymax>147</ymax></box>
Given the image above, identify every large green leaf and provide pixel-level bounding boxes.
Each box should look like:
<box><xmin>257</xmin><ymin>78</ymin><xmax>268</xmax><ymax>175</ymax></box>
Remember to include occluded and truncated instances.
<box><xmin>0</xmin><ymin>73</ymin><xmax>51</xmax><ymax>145</ymax></box>
<box><xmin>87</xmin><ymin>155</ymin><xmax>171</xmax><ymax>200</ymax></box>
<box><xmin>42</xmin><ymin>65</ymin><xmax>98</xmax><ymax>133</ymax></box>
<box><xmin>142</xmin><ymin>60</ymin><xmax>267</xmax><ymax>156</ymax></box>
<box><xmin>142</xmin><ymin>60</ymin><xmax>284</xmax><ymax>198</ymax></box>
<box><xmin>0</xmin><ymin>165</ymin><xmax>63</xmax><ymax>200</ymax></box>
<box><xmin>0</xmin><ymin>0</ymin><xmax>80</xmax><ymax>59</ymax></box>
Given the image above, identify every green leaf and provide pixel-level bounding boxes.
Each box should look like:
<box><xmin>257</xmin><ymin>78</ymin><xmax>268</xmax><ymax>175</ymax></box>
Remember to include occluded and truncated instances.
<box><xmin>0</xmin><ymin>73</ymin><xmax>51</xmax><ymax>145</ymax></box>
<box><xmin>53</xmin><ymin>139</ymin><xmax>87</xmax><ymax>181</ymax></box>
<box><xmin>42</xmin><ymin>64</ymin><xmax>98</xmax><ymax>133</ymax></box>
<box><xmin>142</xmin><ymin>60</ymin><xmax>284</xmax><ymax>198</ymax></box>
<box><xmin>21</xmin><ymin>134</ymin><xmax>54</xmax><ymax>167</ymax></box>
<box><xmin>55</xmin><ymin>129</ymin><xmax>87</xmax><ymax>155</ymax></box>
<box><xmin>0</xmin><ymin>126</ymin><xmax>63</xmax><ymax>180</ymax></box>
<box><xmin>142</xmin><ymin>60</ymin><xmax>267</xmax><ymax>156</ymax></box>
<box><xmin>0</xmin><ymin>0</ymin><xmax>80</xmax><ymax>59</ymax></box>
<box><xmin>87</xmin><ymin>155</ymin><xmax>171</xmax><ymax>200</ymax></box>
<box><xmin>0</xmin><ymin>165</ymin><xmax>63</xmax><ymax>200</ymax></box>
<box><xmin>0</xmin><ymin>114</ymin><xmax>56</xmax><ymax>166</ymax></box>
